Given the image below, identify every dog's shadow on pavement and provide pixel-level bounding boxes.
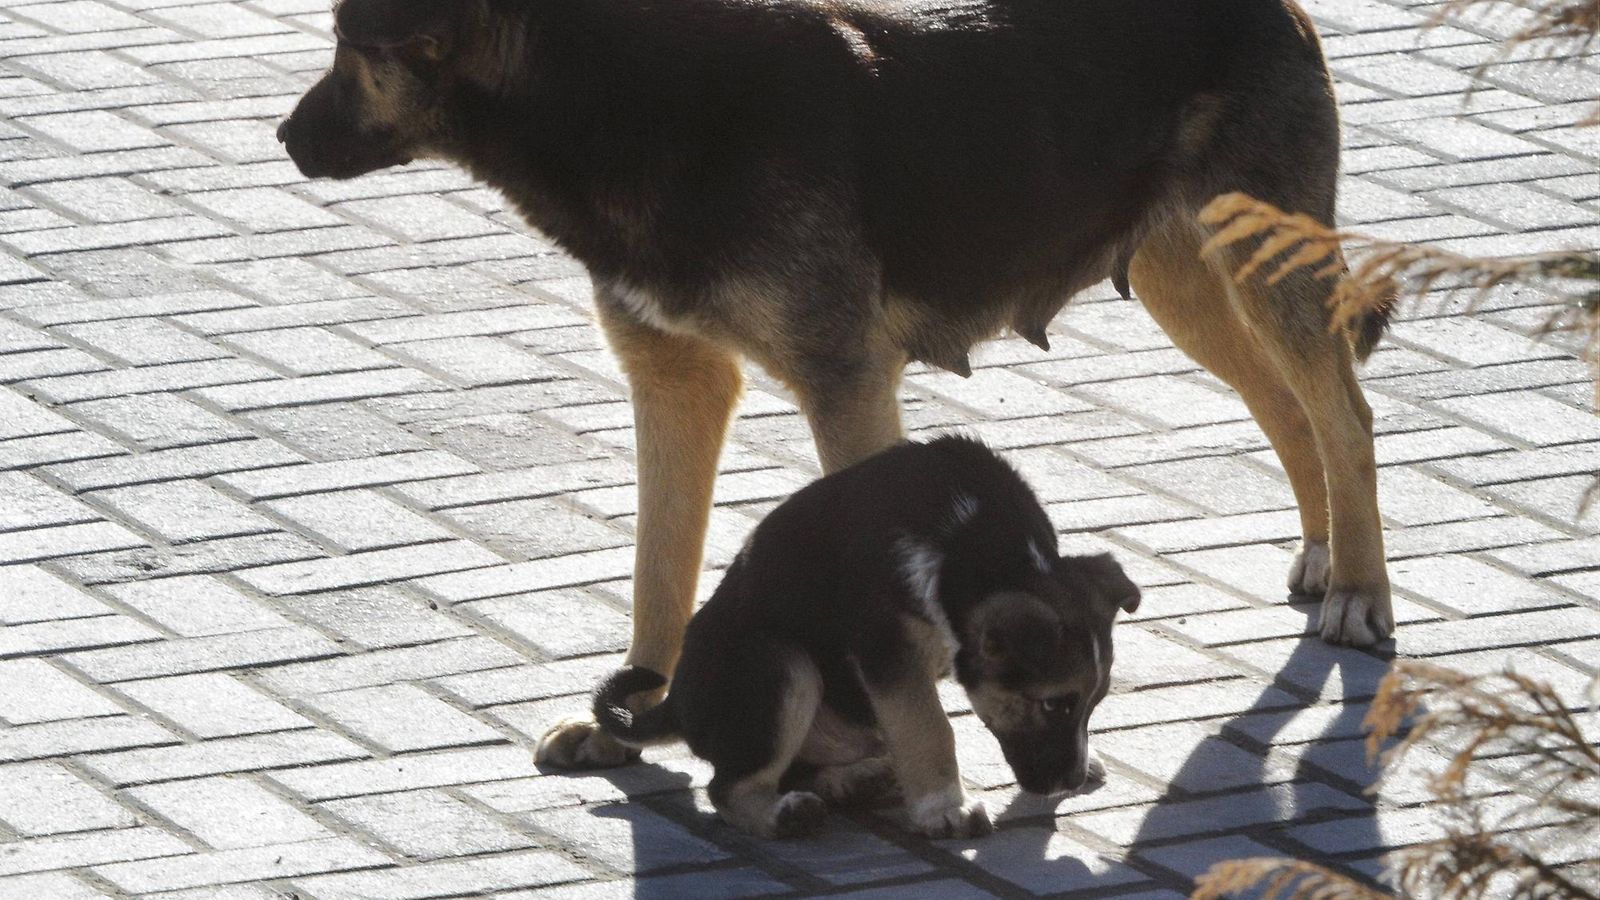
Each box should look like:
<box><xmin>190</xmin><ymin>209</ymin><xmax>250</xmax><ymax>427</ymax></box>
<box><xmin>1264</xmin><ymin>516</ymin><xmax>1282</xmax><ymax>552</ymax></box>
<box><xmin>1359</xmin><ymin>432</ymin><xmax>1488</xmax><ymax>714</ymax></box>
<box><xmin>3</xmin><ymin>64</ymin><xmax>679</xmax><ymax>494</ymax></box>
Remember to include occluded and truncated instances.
<box><xmin>948</xmin><ymin>608</ymin><xmax>1397</xmax><ymax>895</ymax></box>
<box><xmin>1120</xmin><ymin>607</ymin><xmax>1396</xmax><ymax>891</ymax></box>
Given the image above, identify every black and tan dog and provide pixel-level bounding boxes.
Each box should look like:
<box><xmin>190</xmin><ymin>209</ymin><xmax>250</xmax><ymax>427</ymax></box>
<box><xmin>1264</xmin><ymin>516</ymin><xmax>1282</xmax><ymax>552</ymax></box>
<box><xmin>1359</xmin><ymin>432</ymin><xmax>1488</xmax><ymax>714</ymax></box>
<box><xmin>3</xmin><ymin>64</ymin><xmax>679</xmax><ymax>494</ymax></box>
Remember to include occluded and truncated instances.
<box><xmin>280</xmin><ymin>0</ymin><xmax>1395</xmax><ymax>769</ymax></box>
<box><xmin>593</xmin><ymin>436</ymin><xmax>1139</xmax><ymax>838</ymax></box>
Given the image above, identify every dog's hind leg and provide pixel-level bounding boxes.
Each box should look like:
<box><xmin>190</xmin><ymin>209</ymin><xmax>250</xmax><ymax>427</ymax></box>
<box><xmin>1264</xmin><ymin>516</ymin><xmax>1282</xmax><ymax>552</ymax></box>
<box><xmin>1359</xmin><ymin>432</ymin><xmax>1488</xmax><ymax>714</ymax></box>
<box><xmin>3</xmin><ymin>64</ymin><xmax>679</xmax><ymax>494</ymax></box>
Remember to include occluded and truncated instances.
<box><xmin>536</xmin><ymin>295</ymin><xmax>743</xmax><ymax>769</ymax></box>
<box><xmin>1137</xmin><ymin>220</ymin><xmax>1391</xmax><ymax>645</ymax></box>
<box><xmin>1129</xmin><ymin>224</ymin><xmax>1333</xmax><ymax>596</ymax></box>
<box><xmin>709</xmin><ymin>654</ymin><xmax>828</xmax><ymax>838</ymax></box>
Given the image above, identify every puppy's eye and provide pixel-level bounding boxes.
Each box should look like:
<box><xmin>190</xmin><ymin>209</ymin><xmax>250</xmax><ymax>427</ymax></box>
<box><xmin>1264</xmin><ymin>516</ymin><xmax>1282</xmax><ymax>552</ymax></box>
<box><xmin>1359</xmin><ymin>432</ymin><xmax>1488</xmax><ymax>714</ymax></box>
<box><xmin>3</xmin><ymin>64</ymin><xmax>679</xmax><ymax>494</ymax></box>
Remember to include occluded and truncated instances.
<box><xmin>1038</xmin><ymin>696</ymin><xmax>1070</xmax><ymax>714</ymax></box>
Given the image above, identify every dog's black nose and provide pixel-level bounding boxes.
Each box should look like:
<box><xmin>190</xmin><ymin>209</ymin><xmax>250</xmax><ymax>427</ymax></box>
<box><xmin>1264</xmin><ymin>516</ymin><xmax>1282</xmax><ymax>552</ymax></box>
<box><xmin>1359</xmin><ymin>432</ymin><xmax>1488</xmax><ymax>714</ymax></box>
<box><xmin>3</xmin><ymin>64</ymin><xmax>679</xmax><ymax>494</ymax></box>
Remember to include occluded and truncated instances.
<box><xmin>276</xmin><ymin>119</ymin><xmax>290</xmax><ymax>143</ymax></box>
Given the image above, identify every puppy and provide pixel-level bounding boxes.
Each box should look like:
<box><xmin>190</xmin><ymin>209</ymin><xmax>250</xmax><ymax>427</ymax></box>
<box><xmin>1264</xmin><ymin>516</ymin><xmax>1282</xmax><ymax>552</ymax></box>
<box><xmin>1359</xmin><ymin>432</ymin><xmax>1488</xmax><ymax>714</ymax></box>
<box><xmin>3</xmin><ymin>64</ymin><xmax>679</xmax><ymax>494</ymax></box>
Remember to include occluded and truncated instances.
<box><xmin>594</xmin><ymin>436</ymin><xmax>1140</xmax><ymax>838</ymax></box>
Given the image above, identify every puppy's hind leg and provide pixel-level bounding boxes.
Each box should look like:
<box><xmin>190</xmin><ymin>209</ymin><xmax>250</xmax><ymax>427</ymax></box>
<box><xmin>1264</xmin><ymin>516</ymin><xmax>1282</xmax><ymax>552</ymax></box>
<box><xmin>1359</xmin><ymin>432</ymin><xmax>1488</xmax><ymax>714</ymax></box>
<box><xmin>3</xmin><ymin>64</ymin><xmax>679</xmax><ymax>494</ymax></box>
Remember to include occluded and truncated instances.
<box><xmin>810</xmin><ymin>757</ymin><xmax>897</xmax><ymax>807</ymax></box>
<box><xmin>536</xmin><ymin>292</ymin><xmax>743</xmax><ymax>769</ymax></box>
<box><xmin>709</xmin><ymin>654</ymin><xmax>828</xmax><ymax>838</ymax></box>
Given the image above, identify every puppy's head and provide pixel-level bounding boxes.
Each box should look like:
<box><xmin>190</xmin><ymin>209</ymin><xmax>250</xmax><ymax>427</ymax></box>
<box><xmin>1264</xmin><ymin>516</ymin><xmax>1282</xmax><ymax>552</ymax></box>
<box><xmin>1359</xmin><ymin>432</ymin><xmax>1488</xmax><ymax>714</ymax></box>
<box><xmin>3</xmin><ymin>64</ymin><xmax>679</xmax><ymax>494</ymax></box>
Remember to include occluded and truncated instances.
<box><xmin>956</xmin><ymin>552</ymin><xmax>1140</xmax><ymax>796</ymax></box>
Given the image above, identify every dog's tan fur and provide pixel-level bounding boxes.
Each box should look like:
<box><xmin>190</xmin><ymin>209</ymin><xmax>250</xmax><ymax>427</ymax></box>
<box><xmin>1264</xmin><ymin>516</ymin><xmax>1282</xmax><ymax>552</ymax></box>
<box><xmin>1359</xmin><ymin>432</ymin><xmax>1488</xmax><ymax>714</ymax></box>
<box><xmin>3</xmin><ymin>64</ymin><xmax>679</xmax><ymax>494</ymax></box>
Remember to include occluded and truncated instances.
<box><xmin>279</xmin><ymin>0</ymin><xmax>1395</xmax><ymax>773</ymax></box>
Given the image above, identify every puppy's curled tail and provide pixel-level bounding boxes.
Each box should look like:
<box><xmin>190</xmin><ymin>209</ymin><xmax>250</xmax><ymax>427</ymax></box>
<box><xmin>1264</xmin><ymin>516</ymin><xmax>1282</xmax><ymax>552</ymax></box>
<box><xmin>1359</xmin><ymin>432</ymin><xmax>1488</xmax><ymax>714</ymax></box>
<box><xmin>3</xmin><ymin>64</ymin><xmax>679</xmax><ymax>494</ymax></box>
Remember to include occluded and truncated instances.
<box><xmin>593</xmin><ymin>666</ymin><xmax>679</xmax><ymax>748</ymax></box>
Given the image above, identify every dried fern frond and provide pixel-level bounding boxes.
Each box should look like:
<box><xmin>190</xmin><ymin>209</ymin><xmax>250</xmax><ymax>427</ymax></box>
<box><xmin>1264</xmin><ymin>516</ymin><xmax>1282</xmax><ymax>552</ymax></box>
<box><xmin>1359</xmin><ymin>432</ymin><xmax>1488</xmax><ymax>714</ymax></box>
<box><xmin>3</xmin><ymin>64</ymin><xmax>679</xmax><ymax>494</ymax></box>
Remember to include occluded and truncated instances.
<box><xmin>1192</xmin><ymin>858</ymin><xmax>1388</xmax><ymax>900</ymax></box>
<box><xmin>1197</xmin><ymin>664</ymin><xmax>1600</xmax><ymax>900</ymax></box>
<box><xmin>1437</xmin><ymin>0</ymin><xmax>1600</xmax><ymax>58</ymax></box>
<box><xmin>1199</xmin><ymin>192</ymin><xmax>1600</xmax><ymax>383</ymax></box>
<box><xmin>1364</xmin><ymin>662</ymin><xmax>1600</xmax><ymax>814</ymax></box>
<box><xmin>1391</xmin><ymin>827</ymin><xmax>1600</xmax><ymax>900</ymax></box>
<box><xmin>1366</xmin><ymin>662</ymin><xmax>1600</xmax><ymax>900</ymax></box>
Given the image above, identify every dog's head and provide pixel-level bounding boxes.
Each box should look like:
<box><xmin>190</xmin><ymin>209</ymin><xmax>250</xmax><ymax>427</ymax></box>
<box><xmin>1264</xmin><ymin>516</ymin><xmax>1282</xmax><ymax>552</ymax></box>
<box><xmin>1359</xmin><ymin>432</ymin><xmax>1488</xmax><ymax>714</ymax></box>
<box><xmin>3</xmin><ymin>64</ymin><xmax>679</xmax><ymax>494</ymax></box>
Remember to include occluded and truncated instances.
<box><xmin>956</xmin><ymin>552</ymin><xmax>1140</xmax><ymax>796</ymax></box>
<box><xmin>279</xmin><ymin>0</ymin><xmax>492</xmax><ymax>179</ymax></box>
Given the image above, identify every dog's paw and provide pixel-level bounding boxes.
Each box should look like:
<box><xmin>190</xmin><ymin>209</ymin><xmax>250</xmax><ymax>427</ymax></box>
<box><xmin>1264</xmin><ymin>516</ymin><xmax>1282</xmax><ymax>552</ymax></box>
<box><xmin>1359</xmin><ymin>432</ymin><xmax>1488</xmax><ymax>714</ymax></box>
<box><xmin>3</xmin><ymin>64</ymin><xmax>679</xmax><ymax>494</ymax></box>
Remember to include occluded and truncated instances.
<box><xmin>770</xmin><ymin>791</ymin><xmax>828</xmax><ymax>838</ymax></box>
<box><xmin>907</xmin><ymin>787</ymin><xmax>993</xmax><ymax>838</ymax></box>
<box><xmin>534</xmin><ymin>716</ymin><xmax>641</xmax><ymax>769</ymax></box>
<box><xmin>812</xmin><ymin>758</ymin><xmax>897</xmax><ymax>807</ymax></box>
<box><xmin>1319</xmin><ymin>586</ymin><xmax>1395</xmax><ymax>647</ymax></box>
<box><xmin>1287</xmin><ymin>539</ymin><xmax>1331</xmax><ymax>596</ymax></box>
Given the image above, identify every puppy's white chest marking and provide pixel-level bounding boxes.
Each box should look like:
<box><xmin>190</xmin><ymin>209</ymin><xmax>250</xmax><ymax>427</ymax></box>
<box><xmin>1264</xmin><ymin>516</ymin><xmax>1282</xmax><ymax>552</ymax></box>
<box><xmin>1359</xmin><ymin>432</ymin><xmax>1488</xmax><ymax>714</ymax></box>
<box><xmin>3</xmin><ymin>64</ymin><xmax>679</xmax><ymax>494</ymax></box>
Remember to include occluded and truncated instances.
<box><xmin>895</xmin><ymin>535</ymin><xmax>958</xmax><ymax>673</ymax></box>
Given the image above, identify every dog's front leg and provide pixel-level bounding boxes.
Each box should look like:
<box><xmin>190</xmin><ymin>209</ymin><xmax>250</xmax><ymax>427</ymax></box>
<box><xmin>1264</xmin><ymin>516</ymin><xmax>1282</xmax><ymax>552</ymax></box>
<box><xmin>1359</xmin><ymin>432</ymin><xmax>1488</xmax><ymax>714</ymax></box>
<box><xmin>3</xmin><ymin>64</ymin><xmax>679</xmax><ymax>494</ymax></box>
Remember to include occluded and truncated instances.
<box><xmin>790</xmin><ymin>345</ymin><xmax>906</xmax><ymax>474</ymax></box>
<box><xmin>536</xmin><ymin>294</ymin><xmax>742</xmax><ymax>769</ymax></box>
<box><xmin>862</xmin><ymin>627</ymin><xmax>992</xmax><ymax>838</ymax></box>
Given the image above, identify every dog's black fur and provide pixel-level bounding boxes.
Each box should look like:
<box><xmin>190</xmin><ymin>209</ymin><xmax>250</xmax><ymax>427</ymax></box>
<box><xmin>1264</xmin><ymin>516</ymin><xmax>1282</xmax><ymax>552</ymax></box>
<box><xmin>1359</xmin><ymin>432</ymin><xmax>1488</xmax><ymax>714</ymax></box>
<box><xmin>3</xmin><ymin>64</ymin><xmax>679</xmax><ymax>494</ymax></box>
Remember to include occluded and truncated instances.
<box><xmin>283</xmin><ymin>0</ymin><xmax>1398</xmax><ymax>773</ymax></box>
<box><xmin>594</xmin><ymin>436</ymin><xmax>1139</xmax><ymax>836</ymax></box>
<box><xmin>283</xmin><ymin>0</ymin><xmax>1375</xmax><ymax>376</ymax></box>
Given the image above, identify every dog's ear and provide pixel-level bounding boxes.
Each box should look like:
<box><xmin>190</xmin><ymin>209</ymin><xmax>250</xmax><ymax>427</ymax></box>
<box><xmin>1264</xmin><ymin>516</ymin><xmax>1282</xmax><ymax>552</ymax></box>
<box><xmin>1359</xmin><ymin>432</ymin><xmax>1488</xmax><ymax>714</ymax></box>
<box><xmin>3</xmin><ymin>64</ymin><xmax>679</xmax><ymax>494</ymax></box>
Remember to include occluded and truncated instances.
<box><xmin>974</xmin><ymin>595</ymin><xmax>1061</xmax><ymax>676</ymax></box>
<box><xmin>334</xmin><ymin>0</ymin><xmax>459</xmax><ymax>52</ymax></box>
<box><xmin>1055</xmin><ymin>552</ymin><xmax>1141</xmax><ymax>616</ymax></box>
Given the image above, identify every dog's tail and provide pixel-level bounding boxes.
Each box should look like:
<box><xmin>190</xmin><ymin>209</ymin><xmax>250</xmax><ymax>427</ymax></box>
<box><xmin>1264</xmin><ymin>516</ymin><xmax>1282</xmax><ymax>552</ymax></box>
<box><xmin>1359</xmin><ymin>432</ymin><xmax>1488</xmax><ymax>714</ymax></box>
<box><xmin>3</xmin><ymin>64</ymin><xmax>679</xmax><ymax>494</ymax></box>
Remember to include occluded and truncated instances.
<box><xmin>593</xmin><ymin>666</ymin><xmax>679</xmax><ymax>748</ymax></box>
<box><xmin>1349</xmin><ymin>280</ymin><xmax>1396</xmax><ymax>363</ymax></box>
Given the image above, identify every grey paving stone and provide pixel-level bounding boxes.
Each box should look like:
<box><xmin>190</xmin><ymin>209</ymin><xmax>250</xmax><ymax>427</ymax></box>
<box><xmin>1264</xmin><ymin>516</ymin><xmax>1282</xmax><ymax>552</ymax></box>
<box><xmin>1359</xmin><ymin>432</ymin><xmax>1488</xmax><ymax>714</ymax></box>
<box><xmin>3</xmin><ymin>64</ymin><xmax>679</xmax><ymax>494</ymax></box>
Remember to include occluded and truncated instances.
<box><xmin>528</xmin><ymin>803</ymin><xmax>729</xmax><ymax>876</ymax></box>
<box><xmin>0</xmin><ymin>760</ymin><xmax>137</xmax><ymax>835</ymax></box>
<box><xmin>215</xmin><ymin>450</ymin><xmax>478</xmax><ymax>502</ymax></box>
<box><xmin>0</xmin><ymin>659</ymin><xmax>123</xmax><ymax>724</ymax></box>
<box><xmin>113</xmin><ymin>672</ymin><xmax>313</xmax><ymax>739</ymax></box>
<box><xmin>0</xmin><ymin>715</ymin><xmax>177</xmax><ymax>764</ymax></box>
<box><xmin>61</xmin><ymin>626</ymin><xmax>341</xmax><ymax>683</ymax></box>
<box><xmin>0</xmin><ymin>825</ymin><xmax>191</xmax><ymax>878</ymax></box>
<box><xmin>90</xmin><ymin>836</ymin><xmax>391</xmax><ymax>894</ymax></box>
<box><xmin>514</xmin><ymin>867</ymin><xmax>790</xmax><ymax>900</ymax></box>
<box><xmin>0</xmin><ymin>872</ymin><xmax>113</xmax><ymax>900</ymax></box>
<box><xmin>0</xmin><ymin>563</ymin><xmax>110</xmax><ymax>625</ymax></box>
<box><xmin>260</xmin><ymin>489</ymin><xmax>452</xmax><ymax>553</ymax></box>
<box><xmin>0</xmin><ymin>614</ymin><xmax>159</xmax><ymax>657</ymax></box>
<box><xmin>939</xmin><ymin>826</ymin><xmax>1150</xmax><ymax>895</ymax></box>
<box><xmin>81</xmin><ymin>730</ymin><xmax>369</xmax><ymax>788</ymax></box>
<box><xmin>301</xmin><ymin>683</ymin><xmax>503</xmax><ymax>753</ymax></box>
<box><xmin>268</xmin><ymin>745</ymin><xmax>537</xmax><ymax>803</ymax></box>
<box><xmin>321</xmin><ymin>787</ymin><xmax>533</xmax><ymax>860</ymax></box>
<box><xmin>127</xmin><ymin>774</ymin><xmax>330</xmax><ymax>849</ymax></box>
<box><xmin>290</xmin><ymin>849</ymin><xmax>589</xmax><ymax>899</ymax></box>
<box><xmin>252</xmin><ymin>636</ymin><xmax>525</xmax><ymax>696</ymax></box>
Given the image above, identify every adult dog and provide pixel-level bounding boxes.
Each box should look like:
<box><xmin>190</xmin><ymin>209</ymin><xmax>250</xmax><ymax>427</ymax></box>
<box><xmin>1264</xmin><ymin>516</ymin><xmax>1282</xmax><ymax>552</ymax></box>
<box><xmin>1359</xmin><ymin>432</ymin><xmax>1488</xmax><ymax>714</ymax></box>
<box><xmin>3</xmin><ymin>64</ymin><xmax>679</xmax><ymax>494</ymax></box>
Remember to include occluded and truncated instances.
<box><xmin>280</xmin><ymin>0</ymin><xmax>1394</xmax><ymax>769</ymax></box>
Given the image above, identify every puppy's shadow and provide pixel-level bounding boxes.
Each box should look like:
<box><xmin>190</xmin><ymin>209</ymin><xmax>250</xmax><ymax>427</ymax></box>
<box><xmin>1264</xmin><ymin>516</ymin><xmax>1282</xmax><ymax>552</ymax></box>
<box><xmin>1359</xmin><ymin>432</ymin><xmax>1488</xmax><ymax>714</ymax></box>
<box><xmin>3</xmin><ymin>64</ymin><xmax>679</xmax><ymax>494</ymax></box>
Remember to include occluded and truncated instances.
<box><xmin>933</xmin><ymin>781</ymin><xmax>1134</xmax><ymax>895</ymax></box>
<box><xmin>1123</xmin><ymin>604</ymin><xmax>1394</xmax><ymax>888</ymax></box>
<box><xmin>534</xmin><ymin>758</ymin><xmax>718</xmax><ymax>898</ymax></box>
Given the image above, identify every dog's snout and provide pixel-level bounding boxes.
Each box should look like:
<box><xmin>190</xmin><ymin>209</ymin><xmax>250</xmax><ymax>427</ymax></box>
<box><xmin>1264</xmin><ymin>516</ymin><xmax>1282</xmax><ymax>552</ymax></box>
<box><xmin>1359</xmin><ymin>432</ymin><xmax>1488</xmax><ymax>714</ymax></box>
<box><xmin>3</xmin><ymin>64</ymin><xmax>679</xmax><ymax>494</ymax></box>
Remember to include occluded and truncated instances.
<box><xmin>276</xmin><ymin>119</ymin><xmax>290</xmax><ymax>144</ymax></box>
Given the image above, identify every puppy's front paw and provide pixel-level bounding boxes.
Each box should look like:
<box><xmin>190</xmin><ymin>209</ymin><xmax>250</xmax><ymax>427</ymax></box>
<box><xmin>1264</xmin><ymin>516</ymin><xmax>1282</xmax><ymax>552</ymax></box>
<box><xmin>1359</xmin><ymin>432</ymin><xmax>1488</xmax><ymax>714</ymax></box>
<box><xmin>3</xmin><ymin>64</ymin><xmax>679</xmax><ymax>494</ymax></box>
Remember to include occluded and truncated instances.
<box><xmin>908</xmin><ymin>787</ymin><xmax>993</xmax><ymax>838</ymax></box>
<box><xmin>771</xmin><ymin>791</ymin><xmax>828</xmax><ymax>838</ymax></box>
<box><xmin>534</xmin><ymin>716</ymin><xmax>640</xmax><ymax>769</ymax></box>
<box><xmin>1084</xmin><ymin>751</ymin><xmax>1106</xmax><ymax>785</ymax></box>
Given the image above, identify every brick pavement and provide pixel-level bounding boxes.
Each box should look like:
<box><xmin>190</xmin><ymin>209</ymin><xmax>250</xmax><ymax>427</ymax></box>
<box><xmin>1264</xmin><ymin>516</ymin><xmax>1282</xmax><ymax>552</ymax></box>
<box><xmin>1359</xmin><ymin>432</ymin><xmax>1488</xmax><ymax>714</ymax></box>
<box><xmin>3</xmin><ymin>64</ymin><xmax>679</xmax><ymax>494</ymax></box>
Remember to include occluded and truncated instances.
<box><xmin>1</xmin><ymin>0</ymin><xmax>1599</xmax><ymax>896</ymax></box>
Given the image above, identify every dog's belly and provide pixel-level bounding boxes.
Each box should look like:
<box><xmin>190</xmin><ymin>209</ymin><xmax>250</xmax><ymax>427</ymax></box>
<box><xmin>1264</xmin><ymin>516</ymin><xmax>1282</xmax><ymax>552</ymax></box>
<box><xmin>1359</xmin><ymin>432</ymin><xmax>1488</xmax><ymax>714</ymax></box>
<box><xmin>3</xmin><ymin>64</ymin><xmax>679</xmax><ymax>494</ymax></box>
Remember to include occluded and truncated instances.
<box><xmin>799</xmin><ymin>705</ymin><xmax>883</xmax><ymax>766</ymax></box>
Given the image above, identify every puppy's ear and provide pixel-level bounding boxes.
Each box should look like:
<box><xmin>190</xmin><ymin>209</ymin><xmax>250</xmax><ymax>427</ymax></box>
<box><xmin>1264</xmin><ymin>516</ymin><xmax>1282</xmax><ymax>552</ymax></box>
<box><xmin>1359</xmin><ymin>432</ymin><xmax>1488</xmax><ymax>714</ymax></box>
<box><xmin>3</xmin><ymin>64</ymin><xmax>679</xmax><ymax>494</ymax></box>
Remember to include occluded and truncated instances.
<box><xmin>335</xmin><ymin>0</ymin><xmax>459</xmax><ymax>51</ymax></box>
<box><xmin>974</xmin><ymin>595</ymin><xmax>1061</xmax><ymax>676</ymax></box>
<box><xmin>1056</xmin><ymin>552</ymin><xmax>1141</xmax><ymax>616</ymax></box>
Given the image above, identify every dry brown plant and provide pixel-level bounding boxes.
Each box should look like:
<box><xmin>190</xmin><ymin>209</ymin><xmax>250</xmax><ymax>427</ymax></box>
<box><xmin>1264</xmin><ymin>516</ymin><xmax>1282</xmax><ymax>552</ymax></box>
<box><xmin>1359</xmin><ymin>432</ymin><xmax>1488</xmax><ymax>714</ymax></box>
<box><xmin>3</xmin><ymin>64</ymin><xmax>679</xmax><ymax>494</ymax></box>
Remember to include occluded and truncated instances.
<box><xmin>1198</xmin><ymin>193</ymin><xmax>1600</xmax><ymax>380</ymax></box>
<box><xmin>1437</xmin><ymin>0</ymin><xmax>1600</xmax><ymax>61</ymax></box>
<box><xmin>1192</xmin><ymin>858</ymin><xmax>1388</xmax><ymax>900</ymax></box>
<box><xmin>1192</xmin><ymin>663</ymin><xmax>1600</xmax><ymax>900</ymax></box>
